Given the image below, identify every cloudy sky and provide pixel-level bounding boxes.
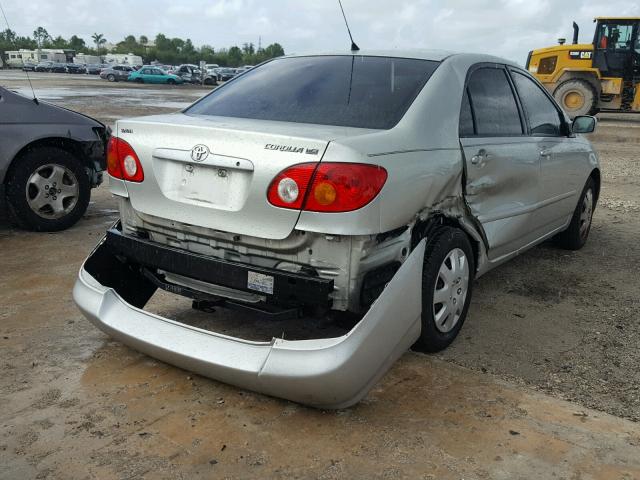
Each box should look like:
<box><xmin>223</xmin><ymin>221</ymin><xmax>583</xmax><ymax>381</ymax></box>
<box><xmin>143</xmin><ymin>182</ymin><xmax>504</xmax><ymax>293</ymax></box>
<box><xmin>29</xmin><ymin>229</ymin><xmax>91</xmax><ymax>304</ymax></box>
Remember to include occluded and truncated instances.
<box><xmin>3</xmin><ymin>0</ymin><xmax>639</xmax><ymax>63</ymax></box>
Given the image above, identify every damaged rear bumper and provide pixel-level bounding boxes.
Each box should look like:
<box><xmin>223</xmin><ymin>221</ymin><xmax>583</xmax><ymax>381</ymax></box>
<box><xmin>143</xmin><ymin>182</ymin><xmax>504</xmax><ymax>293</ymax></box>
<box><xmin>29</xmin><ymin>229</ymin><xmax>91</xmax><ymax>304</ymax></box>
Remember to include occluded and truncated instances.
<box><xmin>72</xmin><ymin>232</ymin><xmax>425</xmax><ymax>409</ymax></box>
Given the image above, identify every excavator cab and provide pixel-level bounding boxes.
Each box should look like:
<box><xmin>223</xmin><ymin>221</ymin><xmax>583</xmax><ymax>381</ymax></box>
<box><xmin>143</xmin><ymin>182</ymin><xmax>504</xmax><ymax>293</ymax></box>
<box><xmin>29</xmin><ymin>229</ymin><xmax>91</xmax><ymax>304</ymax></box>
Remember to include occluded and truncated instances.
<box><xmin>527</xmin><ymin>17</ymin><xmax>640</xmax><ymax>117</ymax></box>
<box><xmin>593</xmin><ymin>19</ymin><xmax>640</xmax><ymax>78</ymax></box>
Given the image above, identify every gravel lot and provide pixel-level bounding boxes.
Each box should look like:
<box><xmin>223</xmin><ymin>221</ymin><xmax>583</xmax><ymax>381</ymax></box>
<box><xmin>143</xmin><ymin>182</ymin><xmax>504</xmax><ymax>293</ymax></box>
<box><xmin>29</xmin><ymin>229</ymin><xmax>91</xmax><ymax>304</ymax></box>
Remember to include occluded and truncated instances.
<box><xmin>1</xmin><ymin>72</ymin><xmax>639</xmax><ymax>479</ymax></box>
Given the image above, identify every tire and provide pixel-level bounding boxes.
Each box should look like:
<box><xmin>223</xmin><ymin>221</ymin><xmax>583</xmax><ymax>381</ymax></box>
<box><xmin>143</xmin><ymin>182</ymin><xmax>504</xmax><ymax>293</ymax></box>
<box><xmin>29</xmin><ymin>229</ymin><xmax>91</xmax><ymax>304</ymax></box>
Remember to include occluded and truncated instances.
<box><xmin>5</xmin><ymin>147</ymin><xmax>91</xmax><ymax>232</ymax></box>
<box><xmin>167</xmin><ymin>78</ymin><xmax>176</xmax><ymax>85</ymax></box>
<box><xmin>554</xmin><ymin>178</ymin><xmax>596</xmax><ymax>250</ymax></box>
<box><xmin>135</xmin><ymin>78</ymin><xmax>144</xmax><ymax>84</ymax></box>
<box><xmin>107</xmin><ymin>74</ymin><xmax>116</xmax><ymax>82</ymax></box>
<box><xmin>414</xmin><ymin>227</ymin><xmax>475</xmax><ymax>353</ymax></box>
<box><xmin>553</xmin><ymin>79</ymin><xmax>597</xmax><ymax>118</ymax></box>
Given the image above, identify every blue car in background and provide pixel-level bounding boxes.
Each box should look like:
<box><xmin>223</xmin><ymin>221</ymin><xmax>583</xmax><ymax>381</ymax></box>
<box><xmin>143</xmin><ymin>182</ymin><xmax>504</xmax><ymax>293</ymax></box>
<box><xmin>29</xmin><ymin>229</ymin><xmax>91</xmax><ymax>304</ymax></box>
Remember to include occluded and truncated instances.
<box><xmin>128</xmin><ymin>66</ymin><xmax>184</xmax><ymax>85</ymax></box>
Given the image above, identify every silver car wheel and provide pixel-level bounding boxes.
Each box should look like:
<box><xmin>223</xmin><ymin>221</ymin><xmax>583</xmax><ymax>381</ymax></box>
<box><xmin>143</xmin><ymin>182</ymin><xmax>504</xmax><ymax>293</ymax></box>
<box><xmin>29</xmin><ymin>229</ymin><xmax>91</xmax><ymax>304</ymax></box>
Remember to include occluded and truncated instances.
<box><xmin>26</xmin><ymin>163</ymin><xmax>79</xmax><ymax>219</ymax></box>
<box><xmin>433</xmin><ymin>248</ymin><xmax>470</xmax><ymax>333</ymax></box>
<box><xmin>579</xmin><ymin>189</ymin><xmax>593</xmax><ymax>239</ymax></box>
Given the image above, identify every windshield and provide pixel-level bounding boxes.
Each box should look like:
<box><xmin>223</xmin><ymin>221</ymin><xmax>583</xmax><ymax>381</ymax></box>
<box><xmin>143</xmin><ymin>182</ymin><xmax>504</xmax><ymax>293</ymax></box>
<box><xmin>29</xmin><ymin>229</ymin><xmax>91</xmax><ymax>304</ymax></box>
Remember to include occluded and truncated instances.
<box><xmin>186</xmin><ymin>55</ymin><xmax>440</xmax><ymax>129</ymax></box>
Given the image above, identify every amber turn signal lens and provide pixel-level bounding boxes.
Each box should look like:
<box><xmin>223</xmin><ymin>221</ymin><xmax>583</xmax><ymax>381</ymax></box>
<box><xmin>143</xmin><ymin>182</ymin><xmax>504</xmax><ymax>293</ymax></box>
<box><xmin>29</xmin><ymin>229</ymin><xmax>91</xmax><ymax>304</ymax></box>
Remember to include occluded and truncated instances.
<box><xmin>313</xmin><ymin>182</ymin><xmax>337</xmax><ymax>206</ymax></box>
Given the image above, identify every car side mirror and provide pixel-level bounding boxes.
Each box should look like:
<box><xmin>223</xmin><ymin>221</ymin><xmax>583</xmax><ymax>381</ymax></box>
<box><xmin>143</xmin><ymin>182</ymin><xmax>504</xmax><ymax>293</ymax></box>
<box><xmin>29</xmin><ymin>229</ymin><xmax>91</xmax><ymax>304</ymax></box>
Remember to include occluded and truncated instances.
<box><xmin>572</xmin><ymin>116</ymin><xmax>597</xmax><ymax>134</ymax></box>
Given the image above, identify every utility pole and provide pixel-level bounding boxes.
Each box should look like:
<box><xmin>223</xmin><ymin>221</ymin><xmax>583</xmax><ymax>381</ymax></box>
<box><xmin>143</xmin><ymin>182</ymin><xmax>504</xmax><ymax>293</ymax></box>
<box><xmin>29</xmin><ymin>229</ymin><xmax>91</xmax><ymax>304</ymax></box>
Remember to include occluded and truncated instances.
<box><xmin>258</xmin><ymin>36</ymin><xmax>262</xmax><ymax>51</ymax></box>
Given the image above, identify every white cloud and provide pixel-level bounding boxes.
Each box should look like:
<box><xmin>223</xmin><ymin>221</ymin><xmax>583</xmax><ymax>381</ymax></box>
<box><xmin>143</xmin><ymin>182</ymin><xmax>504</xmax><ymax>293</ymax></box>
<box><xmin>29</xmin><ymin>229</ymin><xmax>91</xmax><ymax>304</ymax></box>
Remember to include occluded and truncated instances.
<box><xmin>205</xmin><ymin>0</ymin><xmax>246</xmax><ymax>18</ymax></box>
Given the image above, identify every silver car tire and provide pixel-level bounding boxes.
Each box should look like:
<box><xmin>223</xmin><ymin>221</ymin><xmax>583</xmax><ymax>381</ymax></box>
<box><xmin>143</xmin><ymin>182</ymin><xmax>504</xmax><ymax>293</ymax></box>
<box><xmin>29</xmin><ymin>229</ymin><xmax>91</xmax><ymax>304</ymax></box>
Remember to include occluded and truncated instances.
<box><xmin>5</xmin><ymin>147</ymin><xmax>91</xmax><ymax>232</ymax></box>
<box><xmin>414</xmin><ymin>227</ymin><xmax>475</xmax><ymax>353</ymax></box>
<box><xmin>107</xmin><ymin>74</ymin><xmax>116</xmax><ymax>82</ymax></box>
<box><xmin>555</xmin><ymin>177</ymin><xmax>597</xmax><ymax>250</ymax></box>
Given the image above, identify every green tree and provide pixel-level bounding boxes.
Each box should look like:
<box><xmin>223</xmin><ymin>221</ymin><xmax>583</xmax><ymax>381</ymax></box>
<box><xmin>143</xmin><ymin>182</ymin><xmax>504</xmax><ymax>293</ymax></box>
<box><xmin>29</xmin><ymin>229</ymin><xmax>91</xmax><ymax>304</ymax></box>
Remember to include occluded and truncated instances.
<box><xmin>139</xmin><ymin>35</ymin><xmax>148</xmax><ymax>45</ymax></box>
<box><xmin>227</xmin><ymin>45</ymin><xmax>242</xmax><ymax>66</ymax></box>
<box><xmin>116</xmin><ymin>35</ymin><xmax>143</xmax><ymax>55</ymax></box>
<box><xmin>264</xmin><ymin>43</ymin><xmax>284</xmax><ymax>58</ymax></box>
<box><xmin>32</xmin><ymin>27</ymin><xmax>51</xmax><ymax>49</ymax></box>
<box><xmin>50</xmin><ymin>35</ymin><xmax>69</xmax><ymax>48</ymax></box>
<box><xmin>68</xmin><ymin>35</ymin><xmax>86</xmax><ymax>52</ymax></box>
<box><xmin>91</xmin><ymin>33</ymin><xmax>106</xmax><ymax>54</ymax></box>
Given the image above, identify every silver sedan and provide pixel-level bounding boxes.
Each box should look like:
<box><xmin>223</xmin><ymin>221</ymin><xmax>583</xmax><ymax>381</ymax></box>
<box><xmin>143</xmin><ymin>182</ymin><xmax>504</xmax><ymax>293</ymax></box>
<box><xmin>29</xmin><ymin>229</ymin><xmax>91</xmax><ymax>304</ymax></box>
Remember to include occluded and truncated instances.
<box><xmin>74</xmin><ymin>50</ymin><xmax>599</xmax><ymax>408</ymax></box>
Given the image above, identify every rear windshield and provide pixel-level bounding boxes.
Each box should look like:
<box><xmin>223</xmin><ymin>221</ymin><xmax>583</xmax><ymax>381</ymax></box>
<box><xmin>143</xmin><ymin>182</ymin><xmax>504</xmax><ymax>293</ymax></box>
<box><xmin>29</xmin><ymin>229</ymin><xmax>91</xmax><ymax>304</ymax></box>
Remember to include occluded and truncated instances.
<box><xmin>185</xmin><ymin>55</ymin><xmax>440</xmax><ymax>129</ymax></box>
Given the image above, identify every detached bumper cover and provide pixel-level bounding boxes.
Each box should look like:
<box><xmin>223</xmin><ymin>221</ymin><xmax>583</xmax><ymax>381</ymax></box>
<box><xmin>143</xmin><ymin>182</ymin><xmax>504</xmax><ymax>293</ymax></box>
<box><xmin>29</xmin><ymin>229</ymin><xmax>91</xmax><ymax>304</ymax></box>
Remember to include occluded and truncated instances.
<box><xmin>73</xmin><ymin>236</ymin><xmax>425</xmax><ymax>409</ymax></box>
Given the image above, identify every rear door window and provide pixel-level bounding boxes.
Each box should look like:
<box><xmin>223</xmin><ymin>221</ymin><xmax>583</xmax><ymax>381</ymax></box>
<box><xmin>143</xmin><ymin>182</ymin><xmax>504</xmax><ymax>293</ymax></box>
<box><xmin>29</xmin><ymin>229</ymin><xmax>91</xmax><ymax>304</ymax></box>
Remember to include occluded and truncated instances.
<box><xmin>511</xmin><ymin>71</ymin><xmax>563</xmax><ymax>136</ymax></box>
<box><xmin>466</xmin><ymin>67</ymin><xmax>523</xmax><ymax>136</ymax></box>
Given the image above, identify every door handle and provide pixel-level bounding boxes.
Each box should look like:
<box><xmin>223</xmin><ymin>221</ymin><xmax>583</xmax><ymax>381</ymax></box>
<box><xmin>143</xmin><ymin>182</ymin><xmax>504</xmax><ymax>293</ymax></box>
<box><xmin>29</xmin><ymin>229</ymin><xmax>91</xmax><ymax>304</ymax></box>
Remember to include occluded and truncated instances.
<box><xmin>470</xmin><ymin>149</ymin><xmax>491</xmax><ymax>166</ymax></box>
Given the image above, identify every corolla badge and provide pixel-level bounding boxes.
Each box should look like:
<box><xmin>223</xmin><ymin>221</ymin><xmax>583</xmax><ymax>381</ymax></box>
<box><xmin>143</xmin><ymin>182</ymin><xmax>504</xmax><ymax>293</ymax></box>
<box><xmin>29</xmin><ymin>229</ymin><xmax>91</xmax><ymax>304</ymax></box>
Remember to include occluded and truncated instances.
<box><xmin>191</xmin><ymin>144</ymin><xmax>210</xmax><ymax>162</ymax></box>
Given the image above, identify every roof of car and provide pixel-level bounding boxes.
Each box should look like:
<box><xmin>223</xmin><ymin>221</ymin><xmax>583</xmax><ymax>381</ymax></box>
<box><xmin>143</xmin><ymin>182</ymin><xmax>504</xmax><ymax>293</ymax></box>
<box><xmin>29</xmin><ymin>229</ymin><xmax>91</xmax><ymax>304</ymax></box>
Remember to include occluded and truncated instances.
<box><xmin>283</xmin><ymin>49</ymin><xmax>519</xmax><ymax>67</ymax></box>
<box><xmin>286</xmin><ymin>49</ymin><xmax>454</xmax><ymax>61</ymax></box>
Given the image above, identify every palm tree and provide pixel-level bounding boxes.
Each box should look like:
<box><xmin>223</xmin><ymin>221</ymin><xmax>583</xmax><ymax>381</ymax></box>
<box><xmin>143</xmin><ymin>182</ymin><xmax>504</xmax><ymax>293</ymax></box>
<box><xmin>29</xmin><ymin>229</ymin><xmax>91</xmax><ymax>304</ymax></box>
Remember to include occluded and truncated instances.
<box><xmin>92</xmin><ymin>33</ymin><xmax>106</xmax><ymax>54</ymax></box>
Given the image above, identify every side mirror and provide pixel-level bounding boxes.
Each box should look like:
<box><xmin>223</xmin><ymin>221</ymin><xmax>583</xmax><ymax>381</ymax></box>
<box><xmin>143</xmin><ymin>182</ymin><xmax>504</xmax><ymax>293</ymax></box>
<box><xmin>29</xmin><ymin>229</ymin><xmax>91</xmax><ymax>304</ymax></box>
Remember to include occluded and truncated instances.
<box><xmin>572</xmin><ymin>115</ymin><xmax>597</xmax><ymax>134</ymax></box>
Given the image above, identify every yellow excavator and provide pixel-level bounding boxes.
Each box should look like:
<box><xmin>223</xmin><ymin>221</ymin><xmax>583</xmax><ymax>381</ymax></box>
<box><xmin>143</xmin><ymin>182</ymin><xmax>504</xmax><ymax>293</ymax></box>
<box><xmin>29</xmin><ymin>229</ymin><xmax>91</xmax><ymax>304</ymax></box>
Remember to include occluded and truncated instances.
<box><xmin>527</xmin><ymin>17</ymin><xmax>640</xmax><ymax>117</ymax></box>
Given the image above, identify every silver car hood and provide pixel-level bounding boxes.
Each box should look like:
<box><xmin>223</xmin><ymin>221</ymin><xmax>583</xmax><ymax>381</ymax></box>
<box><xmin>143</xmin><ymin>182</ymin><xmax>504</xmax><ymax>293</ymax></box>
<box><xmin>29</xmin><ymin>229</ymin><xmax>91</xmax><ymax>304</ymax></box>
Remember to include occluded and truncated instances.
<box><xmin>114</xmin><ymin>114</ymin><xmax>378</xmax><ymax>239</ymax></box>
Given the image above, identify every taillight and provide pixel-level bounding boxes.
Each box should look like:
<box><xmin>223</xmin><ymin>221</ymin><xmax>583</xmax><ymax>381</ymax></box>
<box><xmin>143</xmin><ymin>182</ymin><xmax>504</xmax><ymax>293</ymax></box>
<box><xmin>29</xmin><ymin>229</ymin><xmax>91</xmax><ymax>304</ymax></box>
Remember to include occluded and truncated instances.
<box><xmin>267</xmin><ymin>163</ymin><xmax>316</xmax><ymax>209</ymax></box>
<box><xmin>107</xmin><ymin>137</ymin><xmax>144</xmax><ymax>182</ymax></box>
<box><xmin>267</xmin><ymin>163</ymin><xmax>387</xmax><ymax>213</ymax></box>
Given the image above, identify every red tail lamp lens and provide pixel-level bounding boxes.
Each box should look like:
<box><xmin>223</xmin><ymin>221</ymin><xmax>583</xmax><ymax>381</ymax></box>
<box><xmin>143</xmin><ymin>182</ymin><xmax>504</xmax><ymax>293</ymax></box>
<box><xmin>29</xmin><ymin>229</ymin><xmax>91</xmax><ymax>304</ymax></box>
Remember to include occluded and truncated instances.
<box><xmin>107</xmin><ymin>137</ymin><xmax>144</xmax><ymax>182</ymax></box>
<box><xmin>267</xmin><ymin>163</ymin><xmax>317</xmax><ymax>209</ymax></box>
<box><xmin>267</xmin><ymin>163</ymin><xmax>387</xmax><ymax>212</ymax></box>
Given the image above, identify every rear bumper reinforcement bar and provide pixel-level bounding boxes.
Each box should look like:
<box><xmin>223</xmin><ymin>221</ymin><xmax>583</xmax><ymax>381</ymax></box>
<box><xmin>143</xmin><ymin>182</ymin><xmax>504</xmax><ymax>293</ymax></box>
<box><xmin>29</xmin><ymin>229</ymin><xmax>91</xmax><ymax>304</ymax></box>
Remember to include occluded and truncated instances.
<box><xmin>104</xmin><ymin>224</ymin><xmax>333</xmax><ymax>308</ymax></box>
<box><xmin>73</xmin><ymin>231</ymin><xmax>425</xmax><ymax>408</ymax></box>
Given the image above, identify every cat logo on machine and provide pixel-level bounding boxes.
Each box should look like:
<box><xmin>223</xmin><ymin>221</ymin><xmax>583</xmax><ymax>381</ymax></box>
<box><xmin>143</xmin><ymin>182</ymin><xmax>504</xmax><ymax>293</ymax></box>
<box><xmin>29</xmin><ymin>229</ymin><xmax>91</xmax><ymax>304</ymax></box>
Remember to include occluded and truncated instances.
<box><xmin>569</xmin><ymin>51</ymin><xmax>593</xmax><ymax>60</ymax></box>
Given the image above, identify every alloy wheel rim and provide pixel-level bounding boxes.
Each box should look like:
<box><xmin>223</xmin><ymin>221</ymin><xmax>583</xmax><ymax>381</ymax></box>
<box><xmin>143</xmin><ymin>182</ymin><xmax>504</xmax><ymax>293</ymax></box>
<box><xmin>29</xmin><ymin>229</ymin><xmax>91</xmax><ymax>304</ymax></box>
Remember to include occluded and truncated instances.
<box><xmin>579</xmin><ymin>189</ymin><xmax>594</xmax><ymax>239</ymax></box>
<box><xmin>25</xmin><ymin>164</ymin><xmax>79</xmax><ymax>219</ymax></box>
<box><xmin>433</xmin><ymin>248</ymin><xmax>470</xmax><ymax>333</ymax></box>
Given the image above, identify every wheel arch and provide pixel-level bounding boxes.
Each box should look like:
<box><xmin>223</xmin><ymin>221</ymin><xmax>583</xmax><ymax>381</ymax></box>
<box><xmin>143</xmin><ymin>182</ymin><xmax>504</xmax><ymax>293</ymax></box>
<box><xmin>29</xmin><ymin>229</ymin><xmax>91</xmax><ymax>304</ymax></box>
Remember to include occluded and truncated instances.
<box><xmin>411</xmin><ymin>213</ymin><xmax>486</xmax><ymax>278</ymax></box>
<box><xmin>5</xmin><ymin>137</ymin><xmax>97</xmax><ymax>186</ymax></box>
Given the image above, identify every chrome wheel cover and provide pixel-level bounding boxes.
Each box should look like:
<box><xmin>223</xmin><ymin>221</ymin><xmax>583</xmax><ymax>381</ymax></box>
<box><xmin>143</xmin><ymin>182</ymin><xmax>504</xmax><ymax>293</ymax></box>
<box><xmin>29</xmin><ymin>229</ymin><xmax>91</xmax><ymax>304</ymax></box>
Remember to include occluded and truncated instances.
<box><xmin>25</xmin><ymin>163</ymin><xmax>79</xmax><ymax>219</ymax></box>
<box><xmin>579</xmin><ymin>189</ymin><xmax>594</xmax><ymax>240</ymax></box>
<box><xmin>433</xmin><ymin>248</ymin><xmax>470</xmax><ymax>333</ymax></box>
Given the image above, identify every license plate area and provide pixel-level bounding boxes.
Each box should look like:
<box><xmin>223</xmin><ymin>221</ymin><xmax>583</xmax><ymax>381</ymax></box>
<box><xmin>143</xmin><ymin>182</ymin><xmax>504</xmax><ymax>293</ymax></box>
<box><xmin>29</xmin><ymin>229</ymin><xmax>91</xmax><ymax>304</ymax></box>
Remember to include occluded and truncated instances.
<box><xmin>153</xmin><ymin>158</ymin><xmax>251</xmax><ymax>211</ymax></box>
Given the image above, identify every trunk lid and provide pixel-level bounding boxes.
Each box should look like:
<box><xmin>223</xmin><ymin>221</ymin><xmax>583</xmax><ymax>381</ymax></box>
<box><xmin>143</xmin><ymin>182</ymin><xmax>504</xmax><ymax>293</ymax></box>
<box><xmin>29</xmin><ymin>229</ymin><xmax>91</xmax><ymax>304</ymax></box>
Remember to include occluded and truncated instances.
<box><xmin>116</xmin><ymin>114</ymin><xmax>374</xmax><ymax>239</ymax></box>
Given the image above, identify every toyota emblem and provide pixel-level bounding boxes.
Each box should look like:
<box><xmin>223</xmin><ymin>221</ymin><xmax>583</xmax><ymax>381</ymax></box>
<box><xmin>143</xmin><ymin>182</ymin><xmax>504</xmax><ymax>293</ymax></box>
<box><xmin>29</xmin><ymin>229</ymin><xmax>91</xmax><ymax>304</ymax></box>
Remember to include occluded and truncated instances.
<box><xmin>191</xmin><ymin>144</ymin><xmax>210</xmax><ymax>162</ymax></box>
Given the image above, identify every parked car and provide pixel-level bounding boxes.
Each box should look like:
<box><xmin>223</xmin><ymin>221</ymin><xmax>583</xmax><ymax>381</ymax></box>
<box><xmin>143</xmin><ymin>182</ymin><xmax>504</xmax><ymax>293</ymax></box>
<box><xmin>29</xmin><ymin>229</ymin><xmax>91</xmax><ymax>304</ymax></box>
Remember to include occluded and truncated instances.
<box><xmin>85</xmin><ymin>64</ymin><xmax>108</xmax><ymax>75</ymax></box>
<box><xmin>22</xmin><ymin>62</ymin><xmax>37</xmax><ymax>72</ymax></box>
<box><xmin>50</xmin><ymin>63</ymin><xmax>68</xmax><ymax>73</ymax></box>
<box><xmin>128</xmin><ymin>66</ymin><xmax>184</xmax><ymax>85</ymax></box>
<box><xmin>170</xmin><ymin>64</ymin><xmax>217</xmax><ymax>85</ymax></box>
<box><xmin>74</xmin><ymin>51</ymin><xmax>599</xmax><ymax>409</ymax></box>
<box><xmin>236</xmin><ymin>65</ymin><xmax>254</xmax><ymax>74</ymax></box>
<box><xmin>34</xmin><ymin>61</ymin><xmax>55</xmax><ymax>72</ymax></box>
<box><xmin>66</xmin><ymin>63</ymin><xmax>87</xmax><ymax>74</ymax></box>
<box><xmin>217</xmin><ymin>67</ymin><xmax>237</xmax><ymax>81</ymax></box>
<box><xmin>100</xmin><ymin>65</ymin><xmax>134</xmax><ymax>82</ymax></box>
<box><xmin>205</xmin><ymin>64</ymin><xmax>220</xmax><ymax>81</ymax></box>
<box><xmin>0</xmin><ymin>87</ymin><xmax>108</xmax><ymax>231</ymax></box>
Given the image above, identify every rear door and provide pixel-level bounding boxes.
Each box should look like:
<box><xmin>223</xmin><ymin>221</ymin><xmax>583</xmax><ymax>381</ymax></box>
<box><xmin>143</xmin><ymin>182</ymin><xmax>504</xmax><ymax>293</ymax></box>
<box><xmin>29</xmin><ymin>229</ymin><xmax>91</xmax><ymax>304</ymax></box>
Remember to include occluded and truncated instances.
<box><xmin>509</xmin><ymin>69</ymin><xmax>584</xmax><ymax>232</ymax></box>
<box><xmin>460</xmin><ymin>65</ymin><xmax>543</xmax><ymax>261</ymax></box>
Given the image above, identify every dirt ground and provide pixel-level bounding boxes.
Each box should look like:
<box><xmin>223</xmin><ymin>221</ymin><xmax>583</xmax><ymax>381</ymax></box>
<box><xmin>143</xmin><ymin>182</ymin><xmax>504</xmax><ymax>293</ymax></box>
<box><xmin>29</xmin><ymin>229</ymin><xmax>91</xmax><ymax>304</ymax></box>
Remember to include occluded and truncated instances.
<box><xmin>1</xmin><ymin>72</ymin><xmax>639</xmax><ymax>479</ymax></box>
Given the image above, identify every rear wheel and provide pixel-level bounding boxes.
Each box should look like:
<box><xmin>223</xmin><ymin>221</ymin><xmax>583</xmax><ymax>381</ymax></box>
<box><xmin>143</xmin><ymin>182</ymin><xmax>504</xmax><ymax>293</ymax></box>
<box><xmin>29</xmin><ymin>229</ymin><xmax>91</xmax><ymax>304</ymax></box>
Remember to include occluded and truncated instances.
<box><xmin>414</xmin><ymin>227</ymin><xmax>475</xmax><ymax>353</ymax></box>
<box><xmin>555</xmin><ymin>178</ymin><xmax>596</xmax><ymax>250</ymax></box>
<box><xmin>554</xmin><ymin>79</ymin><xmax>597</xmax><ymax>118</ymax></box>
<box><xmin>5</xmin><ymin>147</ymin><xmax>91</xmax><ymax>231</ymax></box>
